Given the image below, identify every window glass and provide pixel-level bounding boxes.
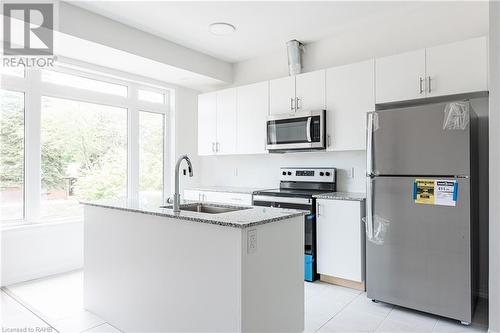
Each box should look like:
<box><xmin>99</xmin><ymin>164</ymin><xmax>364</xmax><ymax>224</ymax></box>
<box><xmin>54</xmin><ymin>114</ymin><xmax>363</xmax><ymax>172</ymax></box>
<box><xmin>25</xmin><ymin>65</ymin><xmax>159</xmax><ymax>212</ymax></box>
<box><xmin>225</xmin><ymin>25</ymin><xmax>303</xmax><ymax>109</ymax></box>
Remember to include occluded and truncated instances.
<box><xmin>40</xmin><ymin>96</ymin><xmax>127</xmax><ymax>220</ymax></box>
<box><xmin>0</xmin><ymin>90</ymin><xmax>25</xmax><ymax>222</ymax></box>
<box><xmin>42</xmin><ymin>70</ymin><xmax>128</xmax><ymax>97</ymax></box>
<box><xmin>139</xmin><ymin>111</ymin><xmax>164</xmax><ymax>204</ymax></box>
<box><xmin>1</xmin><ymin>66</ymin><xmax>24</xmax><ymax>78</ymax></box>
<box><xmin>138</xmin><ymin>89</ymin><xmax>165</xmax><ymax>104</ymax></box>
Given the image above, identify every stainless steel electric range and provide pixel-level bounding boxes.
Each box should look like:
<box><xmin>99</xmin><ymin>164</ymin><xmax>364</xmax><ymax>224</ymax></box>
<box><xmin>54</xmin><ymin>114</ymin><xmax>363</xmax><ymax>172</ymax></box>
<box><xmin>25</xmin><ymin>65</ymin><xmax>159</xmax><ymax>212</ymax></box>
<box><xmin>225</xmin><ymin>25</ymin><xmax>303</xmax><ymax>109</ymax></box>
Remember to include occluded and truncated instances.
<box><xmin>252</xmin><ymin>167</ymin><xmax>336</xmax><ymax>282</ymax></box>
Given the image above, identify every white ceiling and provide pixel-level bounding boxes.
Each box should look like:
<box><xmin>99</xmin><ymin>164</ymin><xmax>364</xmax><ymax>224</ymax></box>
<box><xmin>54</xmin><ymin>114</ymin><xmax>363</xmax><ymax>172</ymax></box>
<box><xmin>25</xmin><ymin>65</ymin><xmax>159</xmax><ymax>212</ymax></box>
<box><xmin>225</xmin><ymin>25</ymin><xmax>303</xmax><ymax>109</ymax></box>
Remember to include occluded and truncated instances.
<box><xmin>70</xmin><ymin>1</ymin><xmax>426</xmax><ymax>63</ymax></box>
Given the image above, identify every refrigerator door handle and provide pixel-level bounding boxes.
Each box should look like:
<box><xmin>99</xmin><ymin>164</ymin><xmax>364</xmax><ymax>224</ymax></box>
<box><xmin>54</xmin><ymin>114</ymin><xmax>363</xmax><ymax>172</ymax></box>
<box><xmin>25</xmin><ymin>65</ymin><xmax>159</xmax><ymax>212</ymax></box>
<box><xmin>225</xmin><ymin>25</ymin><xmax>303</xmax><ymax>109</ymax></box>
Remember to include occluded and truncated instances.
<box><xmin>366</xmin><ymin>112</ymin><xmax>374</xmax><ymax>176</ymax></box>
<box><xmin>365</xmin><ymin>176</ymin><xmax>374</xmax><ymax>240</ymax></box>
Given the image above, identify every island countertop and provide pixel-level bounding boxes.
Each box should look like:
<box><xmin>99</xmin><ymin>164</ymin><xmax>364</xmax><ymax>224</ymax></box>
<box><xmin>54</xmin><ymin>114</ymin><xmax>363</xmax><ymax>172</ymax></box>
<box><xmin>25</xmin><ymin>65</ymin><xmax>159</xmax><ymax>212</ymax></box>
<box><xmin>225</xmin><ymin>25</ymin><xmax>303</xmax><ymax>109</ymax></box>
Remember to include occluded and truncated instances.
<box><xmin>80</xmin><ymin>199</ymin><xmax>308</xmax><ymax>229</ymax></box>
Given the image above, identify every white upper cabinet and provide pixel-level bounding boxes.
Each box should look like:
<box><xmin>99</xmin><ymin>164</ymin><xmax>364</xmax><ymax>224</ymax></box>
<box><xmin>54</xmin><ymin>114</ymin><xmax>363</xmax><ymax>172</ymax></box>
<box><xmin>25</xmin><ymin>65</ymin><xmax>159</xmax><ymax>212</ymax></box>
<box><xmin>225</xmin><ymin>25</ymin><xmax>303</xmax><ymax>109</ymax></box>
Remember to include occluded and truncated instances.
<box><xmin>375</xmin><ymin>49</ymin><xmax>426</xmax><ymax>104</ymax></box>
<box><xmin>237</xmin><ymin>81</ymin><xmax>269</xmax><ymax>154</ymax></box>
<box><xmin>269</xmin><ymin>76</ymin><xmax>295</xmax><ymax>115</ymax></box>
<box><xmin>269</xmin><ymin>70</ymin><xmax>326</xmax><ymax>115</ymax></box>
<box><xmin>376</xmin><ymin>37</ymin><xmax>488</xmax><ymax>103</ymax></box>
<box><xmin>295</xmin><ymin>70</ymin><xmax>326</xmax><ymax>111</ymax></box>
<box><xmin>198</xmin><ymin>92</ymin><xmax>217</xmax><ymax>156</ymax></box>
<box><xmin>198</xmin><ymin>89</ymin><xmax>237</xmax><ymax>156</ymax></box>
<box><xmin>426</xmin><ymin>37</ymin><xmax>487</xmax><ymax>97</ymax></box>
<box><xmin>198</xmin><ymin>84</ymin><xmax>268</xmax><ymax>156</ymax></box>
<box><xmin>326</xmin><ymin>60</ymin><xmax>375</xmax><ymax>151</ymax></box>
<box><xmin>199</xmin><ymin>37</ymin><xmax>487</xmax><ymax>156</ymax></box>
<box><xmin>216</xmin><ymin>88</ymin><xmax>237</xmax><ymax>155</ymax></box>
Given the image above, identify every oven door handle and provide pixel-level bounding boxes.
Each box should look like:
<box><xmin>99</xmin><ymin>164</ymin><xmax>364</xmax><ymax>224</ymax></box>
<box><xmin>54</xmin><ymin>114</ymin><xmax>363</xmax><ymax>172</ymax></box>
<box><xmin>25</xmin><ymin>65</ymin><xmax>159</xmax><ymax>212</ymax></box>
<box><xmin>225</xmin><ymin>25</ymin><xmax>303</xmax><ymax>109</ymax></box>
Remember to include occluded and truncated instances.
<box><xmin>306</xmin><ymin>117</ymin><xmax>312</xmax><ymax>142</ymax></box>
<box><xmin>252</xmin><ymin>195</ymin><xmax>312</xmax><ymax>205</ymax></box>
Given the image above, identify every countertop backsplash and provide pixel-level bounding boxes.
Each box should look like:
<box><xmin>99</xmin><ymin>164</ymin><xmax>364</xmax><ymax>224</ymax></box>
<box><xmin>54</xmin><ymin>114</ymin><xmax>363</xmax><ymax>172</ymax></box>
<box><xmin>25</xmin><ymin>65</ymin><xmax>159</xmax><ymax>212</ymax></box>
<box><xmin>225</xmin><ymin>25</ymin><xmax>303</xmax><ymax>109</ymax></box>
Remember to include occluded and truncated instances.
<box><xmin>197</xmin><ymin>151</ymin><xmax>366</xmax><ymax>193</ymax></box>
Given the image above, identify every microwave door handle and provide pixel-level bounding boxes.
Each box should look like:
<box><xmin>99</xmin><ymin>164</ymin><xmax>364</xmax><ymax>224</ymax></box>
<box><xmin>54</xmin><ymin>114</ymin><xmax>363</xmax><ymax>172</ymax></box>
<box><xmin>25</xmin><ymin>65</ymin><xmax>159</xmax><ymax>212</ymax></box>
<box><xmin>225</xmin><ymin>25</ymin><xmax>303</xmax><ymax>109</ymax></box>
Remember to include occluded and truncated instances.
<box><xmin>306</xmin><ymin>117</ymin><xmax>312</xmax><ymax>142</ymax></box>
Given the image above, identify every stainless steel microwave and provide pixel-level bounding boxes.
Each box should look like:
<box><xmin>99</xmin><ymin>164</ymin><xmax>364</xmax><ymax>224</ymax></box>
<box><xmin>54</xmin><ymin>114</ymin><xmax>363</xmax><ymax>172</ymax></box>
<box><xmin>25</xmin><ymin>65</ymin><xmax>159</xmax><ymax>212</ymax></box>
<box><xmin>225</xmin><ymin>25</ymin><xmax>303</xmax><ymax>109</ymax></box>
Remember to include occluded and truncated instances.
<box><xmin>266</xmin><ymin>110</ymin><xmax>326</xmax><ymax>152</ymax></box>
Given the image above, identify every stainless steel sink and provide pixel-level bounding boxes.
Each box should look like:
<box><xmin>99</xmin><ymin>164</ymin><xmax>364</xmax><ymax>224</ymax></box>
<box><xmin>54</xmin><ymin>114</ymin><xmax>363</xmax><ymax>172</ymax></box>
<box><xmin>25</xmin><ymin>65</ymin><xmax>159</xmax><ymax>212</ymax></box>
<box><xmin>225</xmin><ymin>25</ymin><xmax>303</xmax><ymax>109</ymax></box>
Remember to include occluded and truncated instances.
<box><xmin>160</xmin><ymin>203</ymin><xmax>250</xmax><ymax>214</ymax></box>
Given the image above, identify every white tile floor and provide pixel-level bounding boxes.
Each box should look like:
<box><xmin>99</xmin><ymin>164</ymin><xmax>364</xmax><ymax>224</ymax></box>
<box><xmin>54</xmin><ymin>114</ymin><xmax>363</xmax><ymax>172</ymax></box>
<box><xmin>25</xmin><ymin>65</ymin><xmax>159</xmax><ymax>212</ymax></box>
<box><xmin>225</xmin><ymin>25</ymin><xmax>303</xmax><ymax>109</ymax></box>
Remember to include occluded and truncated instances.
<box><xmin>1</xmin><ymin>270</ymin><xmax>489</xmax><ymax>333</ymax></box>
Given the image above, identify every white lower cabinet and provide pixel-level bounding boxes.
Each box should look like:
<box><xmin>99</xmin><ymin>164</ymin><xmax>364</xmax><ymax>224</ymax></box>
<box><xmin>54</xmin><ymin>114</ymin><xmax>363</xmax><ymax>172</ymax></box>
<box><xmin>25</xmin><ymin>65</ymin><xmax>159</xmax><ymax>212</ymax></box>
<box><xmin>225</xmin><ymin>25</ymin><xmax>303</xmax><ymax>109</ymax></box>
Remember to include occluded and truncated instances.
<box><xmin>184</xmin><ymin>189</ymin><xmax>253</xmax><ymax>206</ymax></box>
<box><xmin>316</xmin><ymin>199</ymin><xmax>365</xmax><ymax>286</ymax></box>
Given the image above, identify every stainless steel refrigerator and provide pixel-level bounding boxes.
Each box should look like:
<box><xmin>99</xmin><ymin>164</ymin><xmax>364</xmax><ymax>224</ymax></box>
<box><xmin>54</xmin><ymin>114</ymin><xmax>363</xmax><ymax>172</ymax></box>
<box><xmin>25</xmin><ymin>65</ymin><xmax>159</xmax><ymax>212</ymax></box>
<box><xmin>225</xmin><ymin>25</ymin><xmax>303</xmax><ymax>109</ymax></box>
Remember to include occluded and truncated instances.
<box><xmin>365</xmin><ymin>100</ymin><xmax>478</xmax><ymax>324</ymax></box>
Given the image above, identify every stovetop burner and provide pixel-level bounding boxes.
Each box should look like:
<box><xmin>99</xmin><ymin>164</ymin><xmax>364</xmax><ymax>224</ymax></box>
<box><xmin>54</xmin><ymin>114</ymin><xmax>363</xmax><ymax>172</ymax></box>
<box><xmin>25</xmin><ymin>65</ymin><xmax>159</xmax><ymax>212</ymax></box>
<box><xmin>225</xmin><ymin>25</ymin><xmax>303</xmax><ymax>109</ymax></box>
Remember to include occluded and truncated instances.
<box><xmin>253</xmin><ymin>167</ymin><xmax>337</xmax><ymax>199</ymax></box>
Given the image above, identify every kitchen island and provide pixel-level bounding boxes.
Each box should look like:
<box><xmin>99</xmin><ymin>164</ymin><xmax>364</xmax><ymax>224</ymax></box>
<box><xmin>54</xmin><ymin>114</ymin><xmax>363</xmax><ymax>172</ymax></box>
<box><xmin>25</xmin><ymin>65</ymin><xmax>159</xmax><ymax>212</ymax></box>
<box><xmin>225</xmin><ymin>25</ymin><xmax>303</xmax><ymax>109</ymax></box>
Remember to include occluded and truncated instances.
<box><xmin>82</xmin><ymin>199</ymin><xmax>306</xmax><ymax>333</ymax></box>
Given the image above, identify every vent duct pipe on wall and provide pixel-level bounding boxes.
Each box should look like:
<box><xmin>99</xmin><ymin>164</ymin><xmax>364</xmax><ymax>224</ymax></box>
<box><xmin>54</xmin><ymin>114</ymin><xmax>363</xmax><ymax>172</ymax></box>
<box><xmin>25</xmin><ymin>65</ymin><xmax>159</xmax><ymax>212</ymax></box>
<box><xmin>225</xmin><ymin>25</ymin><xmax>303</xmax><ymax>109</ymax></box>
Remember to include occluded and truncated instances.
<box><xmin>287</xmin><ymin>39</ymin><xmax>304</xmax><ymax>76</ymax></box>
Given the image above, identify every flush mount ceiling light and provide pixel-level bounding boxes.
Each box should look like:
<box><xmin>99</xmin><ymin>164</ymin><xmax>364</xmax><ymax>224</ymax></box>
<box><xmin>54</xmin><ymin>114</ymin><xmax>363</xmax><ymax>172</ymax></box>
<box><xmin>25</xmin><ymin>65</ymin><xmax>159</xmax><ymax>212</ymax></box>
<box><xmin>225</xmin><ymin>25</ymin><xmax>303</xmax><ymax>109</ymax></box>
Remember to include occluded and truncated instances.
<box><xmin>209</xmin><ymin>22</ymin><xmax>236</xmax><ymax>36</ymax></box>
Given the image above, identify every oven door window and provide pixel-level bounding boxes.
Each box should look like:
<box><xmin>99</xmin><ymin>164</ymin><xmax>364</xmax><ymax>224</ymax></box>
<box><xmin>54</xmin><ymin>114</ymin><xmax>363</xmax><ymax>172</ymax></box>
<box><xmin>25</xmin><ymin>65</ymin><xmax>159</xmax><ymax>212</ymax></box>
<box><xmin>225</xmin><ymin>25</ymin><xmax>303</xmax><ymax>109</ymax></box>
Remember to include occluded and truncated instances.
<box><xmin>253</xmin><ymin>200</ymin><xmax>314</xmax><ymax>255</ymax></box>
<box><xmin>268</xmin><ymin>117</ymin><xmax>309</xmax><ymax>144</ymax></box>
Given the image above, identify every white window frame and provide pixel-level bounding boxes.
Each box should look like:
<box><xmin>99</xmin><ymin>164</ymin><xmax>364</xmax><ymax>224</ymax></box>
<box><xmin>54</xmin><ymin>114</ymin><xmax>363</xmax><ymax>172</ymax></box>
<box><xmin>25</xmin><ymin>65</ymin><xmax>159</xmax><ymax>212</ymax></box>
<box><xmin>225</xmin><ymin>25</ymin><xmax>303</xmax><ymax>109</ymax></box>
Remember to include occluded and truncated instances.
<box><xmin>1</xmin><ymin>62</ymin><xmax>171</xmax><ymax>226</ymax></box>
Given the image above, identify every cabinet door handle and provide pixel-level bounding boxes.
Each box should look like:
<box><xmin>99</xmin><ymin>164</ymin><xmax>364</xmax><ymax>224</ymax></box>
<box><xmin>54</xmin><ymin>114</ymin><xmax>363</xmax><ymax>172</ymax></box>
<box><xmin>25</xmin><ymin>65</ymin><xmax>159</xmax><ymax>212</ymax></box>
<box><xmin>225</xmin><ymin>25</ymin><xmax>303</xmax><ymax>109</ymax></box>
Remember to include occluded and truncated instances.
<box><xmin>296</xmin><ymin>97</ymin><xmax>300</xmax><ymax>110</ymax></box>
<box><xmin>216</xmin><ymin>142</ymin><xmax>220</xmax><ymax>152</ymax></box>
<box><xmin>290</xmin><ymin>97</ymin><xmax>295</xmax><ymax>111</ymax></box>
<box><xmin>212</xmin><ymin>142</ymin><xmax>215</xmax><ymax>152</ymax></box>
<box><xmin>327</xmin><ymin>134</ymin><xmax>331</xmax><ymax>147</ymax></box>
<box><xmin>427</xmin><ymin>76</ymin><xmax>432</xmax><ymax>93</ymax></box>
<box><xmin>317</xmin><ymin>204</ymin><xmax>321</xmax><ymax>216</ymax></box>
<box><xmin>419</xmin><ymin>77</ymin><xmax>424</xmax><ymax>94</ymax></box>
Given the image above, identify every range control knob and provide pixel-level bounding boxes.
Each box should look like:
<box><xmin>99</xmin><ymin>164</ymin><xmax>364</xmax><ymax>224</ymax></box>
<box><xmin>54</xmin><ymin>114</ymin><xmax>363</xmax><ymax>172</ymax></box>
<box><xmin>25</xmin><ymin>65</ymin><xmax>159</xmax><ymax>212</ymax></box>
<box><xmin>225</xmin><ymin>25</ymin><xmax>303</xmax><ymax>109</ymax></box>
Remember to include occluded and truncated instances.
<box><xmin>287</xmin><ymin>172</ymin><xmax>292</xmax><ymax>176</ymax></box>
<box><xmin>319</xmin><ymin>172</ymin><xmax>324</xmax><ymax>176</ymax></box>
<box><xmin>325</xmin><ymin>172</ymin><xmax>331</xmax><ymax>176</ymax></box>
<box><xmin>282</xmin><ymin>171</ymin><xmax>287</xmax><ymax>176</ymax></box>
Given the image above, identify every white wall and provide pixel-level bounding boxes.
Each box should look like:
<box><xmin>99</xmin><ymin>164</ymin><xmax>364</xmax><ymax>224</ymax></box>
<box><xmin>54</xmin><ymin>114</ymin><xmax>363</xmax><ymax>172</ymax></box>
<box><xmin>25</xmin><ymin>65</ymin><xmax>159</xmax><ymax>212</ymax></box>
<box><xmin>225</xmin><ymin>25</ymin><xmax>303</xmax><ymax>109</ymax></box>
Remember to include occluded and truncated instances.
<box><xmin>170</xmin><ymin>88</ymin><xmax>202</xmax><ymax>194</ymax></box>
<box><xmin>489</xmin><ymin>2</ymin><xmax>500</xmax><ymax>332</ymax></box>
<box><xmin>1</xmin><ymin>222</ymin><xmax>83</xmax><ymax>286</ymax></box>
<box><xmin>172</xmin><ymin>87</ymin><xmax>202</xmax><ymax>196</ymax></box>
<box><xmin>231</xmin><ymin>1</ymin><xmax>488</xmax><ymax>86</ymax></box>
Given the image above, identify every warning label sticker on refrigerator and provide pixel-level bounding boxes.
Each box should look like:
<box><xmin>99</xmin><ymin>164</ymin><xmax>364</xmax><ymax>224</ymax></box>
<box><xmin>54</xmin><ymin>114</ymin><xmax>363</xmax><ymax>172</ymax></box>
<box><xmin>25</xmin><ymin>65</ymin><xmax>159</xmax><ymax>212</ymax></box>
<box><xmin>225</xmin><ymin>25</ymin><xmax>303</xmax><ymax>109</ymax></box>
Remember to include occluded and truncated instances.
<box><xmin>413</xmin><ymin>179</ymin><xmax>458</xmax><ymax>206</ymax></box>
<box><xmin>414</xmin><ymin>179</ymin><xmax>435</xmax><ymax>205</ymax></box>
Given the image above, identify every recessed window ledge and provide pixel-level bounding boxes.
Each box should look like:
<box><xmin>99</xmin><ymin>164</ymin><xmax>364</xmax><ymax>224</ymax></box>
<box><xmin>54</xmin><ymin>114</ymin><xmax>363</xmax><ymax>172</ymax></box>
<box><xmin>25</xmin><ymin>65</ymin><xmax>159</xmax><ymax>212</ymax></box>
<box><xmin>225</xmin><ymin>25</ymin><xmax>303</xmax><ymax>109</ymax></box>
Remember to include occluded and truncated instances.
<box><xmin>1</xmin><ymin>218</ymin><xmax>83</xmax><ymax>232</ymax></box>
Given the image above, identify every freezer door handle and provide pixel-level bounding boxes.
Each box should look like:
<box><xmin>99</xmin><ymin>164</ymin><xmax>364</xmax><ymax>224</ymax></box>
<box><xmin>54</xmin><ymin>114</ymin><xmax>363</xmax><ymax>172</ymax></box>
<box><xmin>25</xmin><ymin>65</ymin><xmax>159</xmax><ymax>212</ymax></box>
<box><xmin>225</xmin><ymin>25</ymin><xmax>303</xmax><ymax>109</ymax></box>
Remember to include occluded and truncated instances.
<box><xmin>366</xmin><ymin>112</ymin><xmax>374</xmax><ymax>177</ymax></box>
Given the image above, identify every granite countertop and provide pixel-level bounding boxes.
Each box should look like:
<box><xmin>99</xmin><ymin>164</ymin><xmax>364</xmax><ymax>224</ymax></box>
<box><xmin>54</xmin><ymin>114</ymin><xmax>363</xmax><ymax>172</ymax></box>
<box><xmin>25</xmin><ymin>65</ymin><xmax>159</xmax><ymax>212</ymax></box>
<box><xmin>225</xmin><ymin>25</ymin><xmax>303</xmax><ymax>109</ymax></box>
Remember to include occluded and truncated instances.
<box><xmin>80</xmin><ymin>199</ymin><xmax>307</xmax><ymax>229</ymax></box>
<box><xmin>313</xmin><ymin>192</ymin><xmax>366</xmax><ymax>201</ymax></box>
<box><xmin>185</xmin><ymin>186</ymin><xmax>267</xmax><ymax>194</ymax></box>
